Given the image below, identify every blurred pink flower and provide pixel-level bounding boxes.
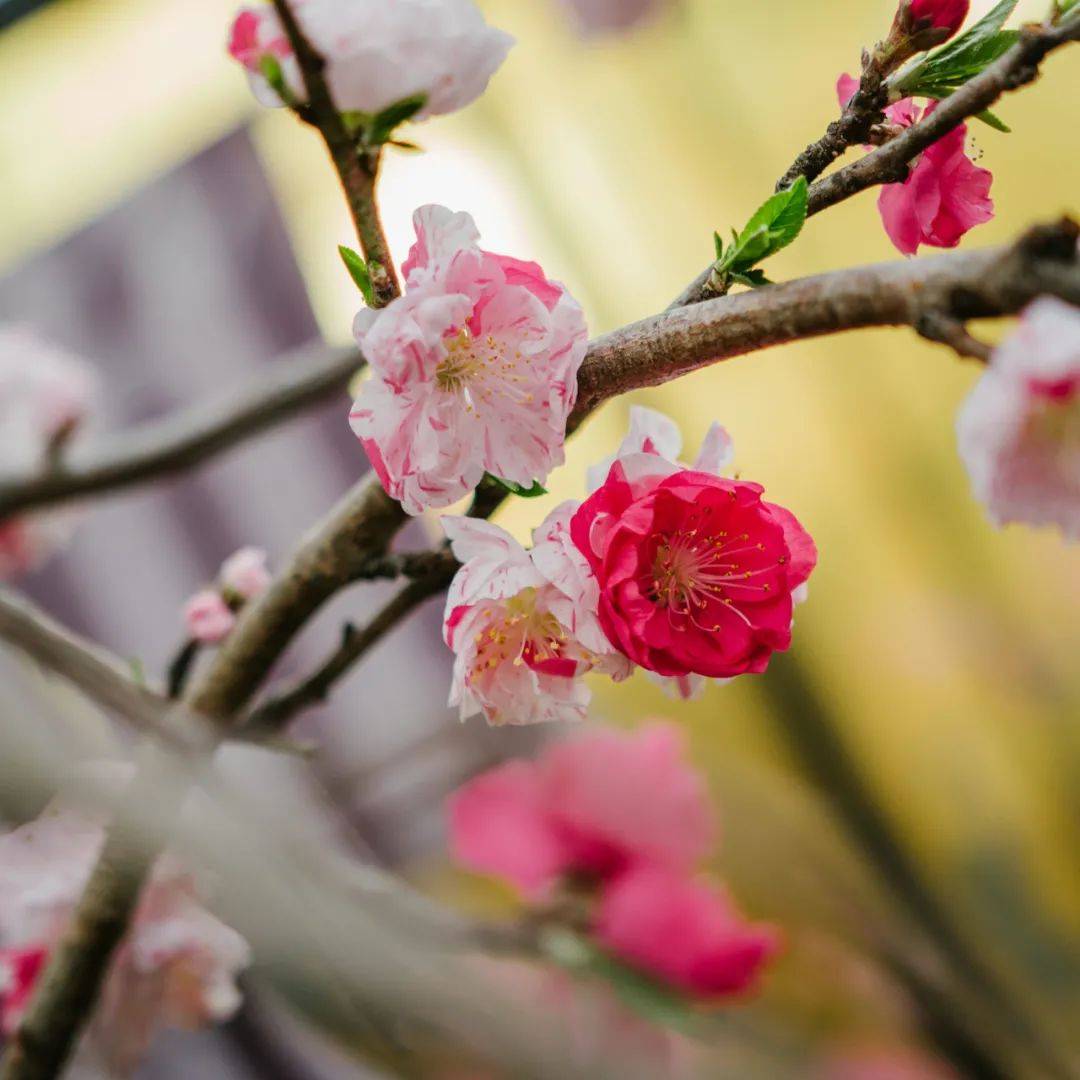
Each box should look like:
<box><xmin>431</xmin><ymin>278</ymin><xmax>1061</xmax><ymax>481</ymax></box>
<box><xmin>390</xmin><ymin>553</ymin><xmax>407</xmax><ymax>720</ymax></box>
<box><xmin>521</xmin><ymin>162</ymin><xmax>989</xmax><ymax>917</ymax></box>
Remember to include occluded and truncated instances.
<box><xmin>0</xmin><ymin>326</ymin><xmax>99</xmax><ymax>580</ymax></box>
<box><xmin>219</xmin><ymin>545</ymin><xmax>271</xmax><ymax>600</ymax></box>
<box><xmin>836</xmin><ymin>77</ymin><xmax>993</xmax><ymax>256</ymax></box>
<box><xmin>183</xmin><ymin>589</ymin><xmax>236</xmax><ymax>644</ymax></box>
<box><xmin>557</xmin><ymin>0</ymin><xmax>670</xmax><ymax>36</ymax></box>
<box><xmin>227</xmin><ymin>0</ymin><xmax>513</xmax><ymax>118</ymax></box>
<box><xmin>442</xmin><ymin>516</ymin><xmax>626</xmax><ymax>726</ymax></box>
<box><xmin>0</xmin><ymin>781</ymin><xmax>249</xmax><ymax>1073</ymax></box>
<box><xmin>448</xmin><ymin>723</ymin><xmax>714</xmax><ymax>895</ymax></box>
<box><xmin>351</xmin><ymin>205</ymin><xmax>588</xmax><ymax>515</ymax></box>
<box><xmin>594</xmin><ymin>864</ymin><xmax>778</xmax><ymax>998</ymax></box>
<box><xmin>957</xmin><ymin>297</ymin><xmax>1080</xmax><ymax>540</ymax></box>
<box><xmin>571</xmin><ymin>412</ymin><xmax>816</xmax><ymax>680</ymax></box>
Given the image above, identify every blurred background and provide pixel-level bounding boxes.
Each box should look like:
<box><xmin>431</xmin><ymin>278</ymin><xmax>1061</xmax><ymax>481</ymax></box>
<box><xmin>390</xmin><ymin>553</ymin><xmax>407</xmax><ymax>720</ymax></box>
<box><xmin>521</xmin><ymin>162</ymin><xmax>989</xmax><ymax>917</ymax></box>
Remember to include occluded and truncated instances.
<box><xmin>1</xmin><ymin>0</ymin><xmax>1078</xmax><ymax>1076</ymax></box>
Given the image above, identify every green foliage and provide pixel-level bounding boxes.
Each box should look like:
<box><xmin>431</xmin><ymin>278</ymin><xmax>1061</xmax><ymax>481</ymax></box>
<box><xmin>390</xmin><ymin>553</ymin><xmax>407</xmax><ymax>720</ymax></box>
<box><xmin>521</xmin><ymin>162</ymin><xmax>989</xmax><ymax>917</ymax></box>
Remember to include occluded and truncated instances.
<box><xmin>366</xmin><ymin>93</ymin><xmax>428</xmax><ymax>145</ymax></box>
<box><xmin>541</xmin><ymin>928</ymin><xmax>696</xmax><ymax>1031</ymax></box>
<box><xmin>711</xmin><ymin>176</ymin><xmax>808</xmax><ymax>291</ymax></box>
<box><xmin>259</xmin><ymin>54</ymin><xmax>292</xmax><ymax>105</ymax></box>
<box><xmin>338</xmin><ymin>245</ymin><xmax>375</xmax><ymax>307</ymax></box>
<box><xmin>486</xmin><ymin>475</ymin><xmax>549</xmax><ymax>498</ymax></box>
<box><xmin>891</xmin><ymin>0</ymin><xmax>1019</xmax><ymax>130</ymax></box>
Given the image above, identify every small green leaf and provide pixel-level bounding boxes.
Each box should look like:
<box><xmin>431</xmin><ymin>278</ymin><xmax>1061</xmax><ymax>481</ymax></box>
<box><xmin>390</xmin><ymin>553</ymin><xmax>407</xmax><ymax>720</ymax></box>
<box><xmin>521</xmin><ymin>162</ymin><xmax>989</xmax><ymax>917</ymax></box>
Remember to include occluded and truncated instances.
<box><xmin>259</xmin><ymin>54</ymin><xmax>292</xmax><ymax>105</ymax></box>
<box><xmin>715</xmin><ymin>176</ymin><xmax>809</xmax><ymax>278</ymax></box>
<box><xmin>974</xmin><ymin>108</ymin><xmax>1011</xmax><ymax>133</ymax></box>
<box><xmin>366</xmin><ymin>93</ymin><xmax>428</xmax><ymax>144</ymax></box>
<box><xmin>487</xmin><ymin>475</ymin><xmax>548</xmax><ymax>498</ymax></box>
<box><xmin>729</xmin><ymin>268</ymin><xmax>773</xmax><ymax>288</ymax></box>
<box><xmin>713</xmin><ymin>232</ymin><xmax>724</xmax><ymax>260</ymax></box>
<box><xmin>129</xmin><ymin>658</ymin><xmax>146</xmax><ymax>686</ymax></box>
<box><xmin>338</xmin><ymin>245</ymin><xmax>375</xmax><ymax>306</ymax></box>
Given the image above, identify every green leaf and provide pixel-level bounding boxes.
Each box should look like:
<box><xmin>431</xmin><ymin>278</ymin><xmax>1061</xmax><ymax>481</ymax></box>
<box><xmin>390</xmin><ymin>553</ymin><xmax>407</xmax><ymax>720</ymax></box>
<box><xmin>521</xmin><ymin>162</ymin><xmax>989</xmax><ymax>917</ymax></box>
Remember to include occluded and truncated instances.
<box><xmin>487</xmin><ymin>475</ymin><xmax>548</xmax><ymax>498</ymax></box>
<box><xmin>729</xmin><ymin>268</ymin><xmax>773</xmax><ymax>288</ymax></box>
<box><xmin>713</xmin><ymin>232</ymin><xmax>724</xmax><ymax>260</ymax></box>
<box><xmin>259</xmin><ymin>54</ymin><xmax>292</xmax><ymax>105</ymax></box>
<box><xmin>338</xmin><ymin>245</ymin><xmax>375</xmax><ymax>306</ymax></box>
<box><xmin>974</xmin><ymin>108</ymin><xmax>1011</xmax><ymax>133</ymax></box>
<box><xmin>366</xmin><ymin>93</ymin><xmax>428</xmax><ymax>145</ymax></box>
<box><xmin>715</xmin><ymin>176</ymin><xmax>809</xmax><ymax>277</ymax></box>
<box><xmin>541</xmin><ymin>929</ymin><xmax>696</xmax><ymax>1032</ymax></box>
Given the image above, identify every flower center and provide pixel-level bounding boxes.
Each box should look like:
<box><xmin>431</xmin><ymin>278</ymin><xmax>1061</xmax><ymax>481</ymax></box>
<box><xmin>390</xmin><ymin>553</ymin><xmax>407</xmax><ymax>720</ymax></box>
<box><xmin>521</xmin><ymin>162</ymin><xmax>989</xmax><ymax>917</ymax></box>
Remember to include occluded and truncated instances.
<box><xmin>434</xmin><ymin>328</ymin><xmax>535</xmax><ymax>410</ymax></box>
<box><xmin>649</xmin><ymin>528</ymin><xmax>773</xmax><ymax>628</ymax></box>
<box><xmin>469</xmin><ymin>590</ymin><xmax>578</xmax><ymax>678</ymax></box>
<box><xmin>435</xmin><ymin>329</ymin><xmax>485</xmax><ymax>393</ymax></box>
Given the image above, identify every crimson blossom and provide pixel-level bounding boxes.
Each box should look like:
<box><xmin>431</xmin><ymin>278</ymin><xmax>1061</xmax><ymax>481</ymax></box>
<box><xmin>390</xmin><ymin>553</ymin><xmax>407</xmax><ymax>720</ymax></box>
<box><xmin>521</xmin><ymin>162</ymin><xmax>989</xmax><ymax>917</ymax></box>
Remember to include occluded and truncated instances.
<box><xmin>448</xmin><ymin>724</ymin><xmax>778</xmax><ymax>998</ymax></box>
<box><xmin>351</xmin><ymin>205</ymin><xmax>589</xmax><ymax>515</ymax></box>
<box><xmin>906</xmin><ymin>0</ymin><xmax>969</xmax><ymax>36</ymax></box>
<box><xmin>570</xmin><ymin>413</ymin><xmax>816</xmax><ymax>682</ymax></box>
<box><xmin>837</xmin><ymin>75</ymin><xmax>993</xmax><ymax>256</ymax></box>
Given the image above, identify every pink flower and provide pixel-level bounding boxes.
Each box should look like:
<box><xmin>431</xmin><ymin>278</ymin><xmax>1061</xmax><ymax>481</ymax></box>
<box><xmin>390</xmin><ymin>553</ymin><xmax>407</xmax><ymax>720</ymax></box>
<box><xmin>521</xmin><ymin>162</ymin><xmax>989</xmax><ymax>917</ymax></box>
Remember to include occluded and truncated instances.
<box><xmin>183</xmin><ymin>589</ymin><xmax>236</xmax><ymax>644</ymax></box>
<box><xmin>0</xmin><ymin>777</ymin><xmax>249</xmax><ymax>1071</ymax></box>
<box><xmin>448</xmin><ymin>723</ymin><xmax>714</xmax><ymax>896</ymax></box>
<box><xmin>570</xmin><ymin>425</ymin><xmax>816</xmax><ymax>680</ymax></box>
<box><xmin>594</xmin><ymin>865</ymin><xmax>778</xmax><ymax>998</ymax></box>
<box><xmin>442</xmin><ymin>516</ymin><xmax>625</xmax><ymax>726</ymax></box>
<box><xmin>351</xmin><ymin>206</ymin><xmax>588</xmax><ymax>515</ymax></box>
<box><xmin>906</xmin><ymin>0</ymin><xmax>969</xmax><ymax>36</ymax></box>
<box><xmin>219</xmin><ymin>546</ymin><xmax>271</xmax><ymax>600</ymax></box>
<box><xmin>956</xmin><ymin>297</ymin><xmax>1080</xmax><ymax>540</ymax></box>
<box><xmin>556</xmin><ymin>0</ymin><xmax>670</xmax><ymax>36</ymax></box>
<box><xmin>228</xmin><ymin>0</ymin><xmax>513</xmax><ymax>118</ymax></box>
<box><xmin>0</xmin><ymin>326</ymin><xmax>99</xmax><ymax>580</ymax></box>
<box><xmin>836</xmin><ymin>78</ymin><xmax>993</xmax><ymax>256</ymax></box>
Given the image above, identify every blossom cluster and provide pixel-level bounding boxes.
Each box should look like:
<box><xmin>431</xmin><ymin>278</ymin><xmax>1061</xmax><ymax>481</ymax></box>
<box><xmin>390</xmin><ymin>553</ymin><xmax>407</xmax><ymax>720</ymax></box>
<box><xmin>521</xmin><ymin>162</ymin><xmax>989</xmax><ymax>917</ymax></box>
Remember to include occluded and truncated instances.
<box><xmin>183</xmin><ymin>546</ymin><xmax>272</xmax><ymax>644</ymax></box>
<box><xmin>449</xmin><ymin>723</ymin><xmax>778</xmax><ymax>998</ymax></box>
<box><xmin>443</xmin><ymin>407</ymin><xmax>816</xmax><ymax>725</ymax></box>
<box><xmin>0</xmin><ymin>327</ymin><xmax>98</xmax><ymax>582</ymax></box>
<box><xmin>0</xmin><ymin>769</ymin><xmax>249</xmax><ymax>1074</ymax></box>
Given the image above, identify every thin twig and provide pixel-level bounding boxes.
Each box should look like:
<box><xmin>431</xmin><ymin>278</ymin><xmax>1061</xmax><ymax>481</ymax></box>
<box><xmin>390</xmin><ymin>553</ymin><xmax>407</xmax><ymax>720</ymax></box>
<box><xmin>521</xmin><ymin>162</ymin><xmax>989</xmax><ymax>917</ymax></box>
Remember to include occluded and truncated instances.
<box><xmin>916</xmin><ymin>312</ymin><xmax>994</xmax><ymax>362</ymax></box>
<box><xmin>270</xmin><ymin>0</ymin><xmax>400</xmax><ymax>305</ymax></box>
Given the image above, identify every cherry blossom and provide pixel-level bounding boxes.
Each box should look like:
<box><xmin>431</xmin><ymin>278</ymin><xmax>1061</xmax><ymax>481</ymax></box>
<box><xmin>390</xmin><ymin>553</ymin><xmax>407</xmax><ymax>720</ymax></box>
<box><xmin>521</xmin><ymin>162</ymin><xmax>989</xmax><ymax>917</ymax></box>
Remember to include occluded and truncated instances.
<box><xmin>351</xmin><ymin>205</ymin><xmax>588</xmax><ymax>515</ymax></box>
<box><xmin>219</xmin><ymin>546</ymin><xmax>272</xmax><ymax>601</ymax></box>
<box><xmin>837</xmin><ymin>76</ymin><xmax>993</xmax><ymax>256</ymax></box>
<box><xmin>447</xmin><ymin>723</ymin><xmax>714</xmax><ymax>897</ymax></box>
<box><xmin>227</xmin><ymin>0</ymin><xmax>513</xmax><ymax>119</ymax></box>
<box><xmin>572</xmin><ymin>407</ymin><xmax>816</xmax><ymax>682</ymax></box>
<box><xmin>442</xmin><ymin>516</ymin><xmax>626</xmax><ymax>727</ymax></box>
<box><xmin>594</xmin><ymin>864</ymin><xmax>779</xmax><ymax>998</ymax></box>
<box><xmin>0</xmin><ymin>326</ymin><xmax>99</xmax><ymax>581</ymax></box>
<box><xmin>0</xmin><ymin>780</ymin><xmax>249</xmax><ymax>1073</ymax></box>
<box><xmin>183</xmin><ymin>589</ymin><xmax>237</xmax><ymax>645</ymax></box>
<box><xmin>956</xmin><ymin>298</ymin><xmax>1080</xmax><ymax>540</ymax></box>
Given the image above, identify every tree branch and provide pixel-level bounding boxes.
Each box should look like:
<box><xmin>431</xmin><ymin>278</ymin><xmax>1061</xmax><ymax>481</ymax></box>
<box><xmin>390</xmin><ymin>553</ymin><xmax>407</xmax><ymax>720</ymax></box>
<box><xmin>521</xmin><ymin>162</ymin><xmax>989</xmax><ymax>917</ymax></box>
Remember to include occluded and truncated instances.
<box><xmin>270</xmin><ymin>0</ymin><xmax>400</xmax><ymax>305</ymax></box>
<box><xmin>0</xmin><ymin>344</ymin><xmax>362</xmax><ymax>520</ymax></box>
<box><xmin>673</xmin><ymin>13</ymin><xmax>1079</xmax><ymax>308</ymax></box>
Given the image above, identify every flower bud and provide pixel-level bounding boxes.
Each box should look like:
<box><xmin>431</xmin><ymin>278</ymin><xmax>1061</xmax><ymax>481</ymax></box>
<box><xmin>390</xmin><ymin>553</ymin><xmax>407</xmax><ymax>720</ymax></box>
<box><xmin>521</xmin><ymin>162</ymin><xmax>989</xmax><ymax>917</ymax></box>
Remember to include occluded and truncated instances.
<box><xmin>219</xmin><ymin>546</ymin><xmax>271</xmax><ymax>601</ymax></box>
<box><xmin>908</xmin><ymin>0</ymin><xmax>969</xmax><ymax>36</ymax></box>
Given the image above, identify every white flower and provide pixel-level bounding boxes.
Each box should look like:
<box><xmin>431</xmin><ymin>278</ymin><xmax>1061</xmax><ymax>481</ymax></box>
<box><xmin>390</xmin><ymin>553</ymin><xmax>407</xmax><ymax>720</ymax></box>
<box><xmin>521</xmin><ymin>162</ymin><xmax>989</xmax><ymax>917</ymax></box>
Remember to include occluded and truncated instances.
<box><xmin>957</xmin><ymin>297</ymin><xmax>1080</xmax><ymax>541</ymax></box>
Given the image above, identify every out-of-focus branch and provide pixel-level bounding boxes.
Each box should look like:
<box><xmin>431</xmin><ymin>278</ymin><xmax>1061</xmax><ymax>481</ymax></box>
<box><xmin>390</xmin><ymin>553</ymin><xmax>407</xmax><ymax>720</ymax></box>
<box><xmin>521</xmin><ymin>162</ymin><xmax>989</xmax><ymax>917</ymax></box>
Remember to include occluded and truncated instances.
<box><xmin>270</xmin><ymin>0</ymin><xmax>399</xmax><ymax>305</ymax></box>
<box><xmin>675</xmin><ymin>13</ymin><xmax>1079</xmax><ymax>307</ymax></box>
<box><xmin>0</xmin><ymin>588</ymin><xmax>210</xmax><ymax>753</ymax></box>
<box><xmin>0</xmin><ymin>344</ymin><xmax>362</xmax><ymax>519</ymax></box>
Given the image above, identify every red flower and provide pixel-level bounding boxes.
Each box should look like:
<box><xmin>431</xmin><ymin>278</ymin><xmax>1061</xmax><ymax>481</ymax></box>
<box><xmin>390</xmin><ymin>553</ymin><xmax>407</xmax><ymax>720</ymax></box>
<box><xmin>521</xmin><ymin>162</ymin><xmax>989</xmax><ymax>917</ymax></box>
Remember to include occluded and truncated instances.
<box><xmin>908</xmin><ymin>0</ymin><xmax>969</xmax><ymax>36</ymax></box>
<box><xmin>0</xmin><ymin>946</ymin><xmax>48</xmax><ymax>1035</ymax></box>
<box><xmin>570</xmin><ymin>458</ymin><xmax>815</xmax><ymax>680</ymax></box>
<box><xmin>595</xmin><ymin>865</ymin><xmax>779</xmax><ymax>998</ymax></box>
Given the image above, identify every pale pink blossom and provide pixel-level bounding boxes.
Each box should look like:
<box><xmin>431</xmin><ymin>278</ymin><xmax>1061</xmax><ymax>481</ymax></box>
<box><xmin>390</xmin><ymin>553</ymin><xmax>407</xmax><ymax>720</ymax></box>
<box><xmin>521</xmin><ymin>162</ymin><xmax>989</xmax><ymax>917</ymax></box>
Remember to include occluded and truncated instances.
<box><xmin>557</xmin><ymin>0</ymin><xmax>671</xmax><ymax>36</ymax></box>
<box><xmin>957</xmin><ymin>298</ymin><xmax>1080</xmax><ymax>540</ymax></box>
<box><xmin>219</xmin><ymin>545</ymin><xmax>271</xmax><ymax>600</ymax></box>
<box><xmin>442</xmin><ymin>516</ymin><xmax>623</xmax><ymax>726</ymax></box>
<box><xmin>183</xmin><ymin>589</ymin><xmax>236</xmax><ymax>644</ymax></box>
<box><xmin>351</xmin><ymin>205</ymin><xmax>588</xmax><ymax>515</ymax></box>
<box><xmin>228</xmin><ymin>0</ymin><xmax>513</xmax><ymax>119</ymax></box>
<box><xmin>836</xmin><ymin>76</ymin><xmax>993</xmax><ymax>256</ymax></box>
<box><xmin>594</xmin><ymin>864</ymin><xmax>779</xmax><ymax>998</ymax></box>
<box><xmin>0</xmin><ymin>327</ymin><xmax>98</xmax><ymax>580</ymax></box>
<box><xmin>0</xmin><ymin>781</ymin><xmax>249</xmax><ymax>1072</ymax></box>
<box><xmin>447</xmin><ymin>723</ymin><xmax>714</xmax><ymax>896</ymax></box>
